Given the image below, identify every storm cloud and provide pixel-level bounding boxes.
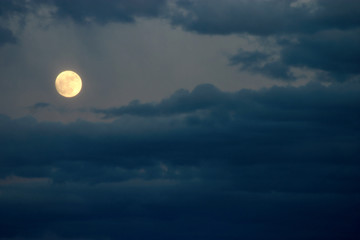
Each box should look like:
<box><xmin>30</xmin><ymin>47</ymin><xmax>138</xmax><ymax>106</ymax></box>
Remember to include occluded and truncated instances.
<box><xmin>1</xmin><ymin>83</ymin><xmax>360</xmax><ymax>239</ymax></box>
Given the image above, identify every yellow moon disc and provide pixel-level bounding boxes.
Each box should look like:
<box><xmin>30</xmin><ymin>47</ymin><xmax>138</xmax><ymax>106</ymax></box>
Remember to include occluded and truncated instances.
<box><xmin>55</xmin><ymin>70</ymin><xmax>82</xmax><ymax>98</ymax></box>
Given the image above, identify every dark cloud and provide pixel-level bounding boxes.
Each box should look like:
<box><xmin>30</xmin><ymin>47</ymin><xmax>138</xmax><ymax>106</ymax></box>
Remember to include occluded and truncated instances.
<box><xmin>0</xmin><ymin>0</ymin><xmax>27</xmax><ymax>46</ymax></box>
<box><xmin>282</xmin><ymin>29</ymin><xmax>360</xmax><ymax>81</ymax></box>
<box><xmin>95</xmin><ymin>82</ymin><xmax>360</xmax><ymax>124</ymax></box>
<box><xmin>94</xmin><ymin>84</ymin><xmax>224</xmax><ymax>118</ymax></box>
<box><xmin>229</xmin><ymin>49</ymin><xmax>296</xmax><ymax>80</ymax></box>
<box><xmin>229</xmin><ymin>29</ymin><xmax>360</xmax><ymax>81</ymax></box>
<box><xmin>0</xmin><ymin>0</ymin><xmax>167</xmax><ymax>24</ymax></box>
<box><xmin>0</xmin><ymin>0</ymin><xmax>27</xmax><ymax>16</ymax></box>
<box><xmin>32</xmin><ymin>102</ymin><xmax>50</xmax><ymax>108</ymax></box>
<box><xmin>26</xmin><ymin>102</ymin><xmax>77</xmax><ymax>115</ymax></box>
<box><xmin>169</xmin><ymin>0</ymin><xmax>360</xmax><ymax>82</ymax></box>
<box><xmin>52</xmin><ymin>0</ymin><xmax>167</xmax><ymax>24</ymax></box>
<box><xmin>1</xmin><ymin>83</ymin><xmax>360</xmax><ymax>239</ymax></box>
<box><xmin>171</xmin><ymin>0</ymin><xmax>360</xmax><ymax>35</ymax></box>
<box><xmin>0</xmin><ymin>0</ymin><xmax>167</xmax><ymax>46</ymax></box>
<box><xmin>0</xmin><ymin>26</ymin><xmax>16</xmax><ymax>46</ymax></box>
<box><xmin>27</xmin><ymin>102</ymin><xmax>51</xmax><ymax>113</ymax></box>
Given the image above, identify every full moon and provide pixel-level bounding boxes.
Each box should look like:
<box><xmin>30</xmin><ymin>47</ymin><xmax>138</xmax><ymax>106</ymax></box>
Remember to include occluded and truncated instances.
<box><xmin>55</xmin><ymin>70</ymin><xmax>82</xmax><ymax>98</ymax></box>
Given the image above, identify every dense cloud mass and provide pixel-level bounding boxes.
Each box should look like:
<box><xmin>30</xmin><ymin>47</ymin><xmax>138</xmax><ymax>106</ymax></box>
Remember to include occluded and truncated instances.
<box><xmin>1</xmin><ymin>83</ymin><xmax>360</xmax><ymax>239</ymax></box>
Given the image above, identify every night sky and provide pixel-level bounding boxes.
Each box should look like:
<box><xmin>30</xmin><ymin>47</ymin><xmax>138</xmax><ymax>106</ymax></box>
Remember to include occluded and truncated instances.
<box><xmin>1</xmin><ymin>1</ymin><xmax>360</xmax><ymax>239</ymax></box>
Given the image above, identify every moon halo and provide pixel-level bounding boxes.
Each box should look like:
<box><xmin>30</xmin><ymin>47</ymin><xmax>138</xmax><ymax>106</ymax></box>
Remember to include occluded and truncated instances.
<box><xmin>55</xmin><ymin>70</ymin><xmax>82</xmax><ymax>98</ymax></box>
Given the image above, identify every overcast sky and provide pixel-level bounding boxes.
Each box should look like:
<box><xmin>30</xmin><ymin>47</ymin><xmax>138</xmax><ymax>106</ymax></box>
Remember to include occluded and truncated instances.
<box><xmin>1</xmin><ymin>0</ymin><xmax>360</xmax><ymax>239</ymax></box>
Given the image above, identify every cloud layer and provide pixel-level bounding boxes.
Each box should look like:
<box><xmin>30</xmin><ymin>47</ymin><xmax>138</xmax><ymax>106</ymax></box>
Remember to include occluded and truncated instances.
<box><xmin>1</xmin><ymin>82</ymin><xmax>360</xmax><ymax>239</ymax></box>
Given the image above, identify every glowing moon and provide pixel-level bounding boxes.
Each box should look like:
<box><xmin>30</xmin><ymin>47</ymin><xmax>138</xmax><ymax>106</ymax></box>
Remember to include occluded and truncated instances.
<box><xmin>55</xmin><ymin>70</ymin><xmax>82</xmax><ymax>98</ymax></box>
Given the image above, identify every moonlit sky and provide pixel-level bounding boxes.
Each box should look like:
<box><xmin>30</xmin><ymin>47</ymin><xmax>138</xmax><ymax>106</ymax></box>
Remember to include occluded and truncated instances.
<box><xmin>1</xmin><ymin>1</ymin><xmax>360</xmax><ymax>239</ymax></box>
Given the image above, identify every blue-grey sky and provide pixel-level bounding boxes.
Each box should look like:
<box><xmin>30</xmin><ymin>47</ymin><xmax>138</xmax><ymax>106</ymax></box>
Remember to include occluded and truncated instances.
<box><xmin>1</xmin><ymin>1</ymin><xmax>360</xmax><ymax>239</ymax></box>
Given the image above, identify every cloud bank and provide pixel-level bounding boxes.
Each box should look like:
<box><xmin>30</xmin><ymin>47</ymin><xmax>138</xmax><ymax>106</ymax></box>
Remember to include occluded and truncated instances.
<box><xmin>1</xmin><ymin>82</ymin><xmax>360</xmax><ymax>239</ymax></box>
